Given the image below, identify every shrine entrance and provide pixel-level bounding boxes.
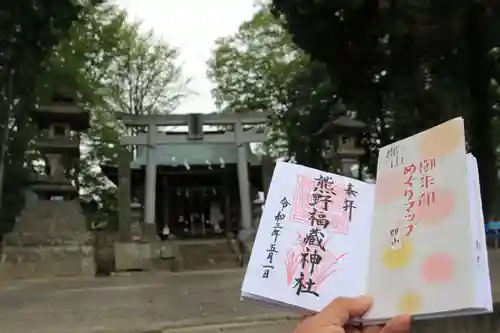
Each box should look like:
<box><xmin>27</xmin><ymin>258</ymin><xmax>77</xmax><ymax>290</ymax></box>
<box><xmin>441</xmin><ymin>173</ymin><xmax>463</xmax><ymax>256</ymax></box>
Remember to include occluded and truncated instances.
<box><xmin>116</xmin><ymin>112</ymin><xmax>271</xmax><ymax>243</ymax></box>
<box><xmin>168</xmin><ymin>186</ymin><xmax>229</xmax><ymax>238</ymax></box>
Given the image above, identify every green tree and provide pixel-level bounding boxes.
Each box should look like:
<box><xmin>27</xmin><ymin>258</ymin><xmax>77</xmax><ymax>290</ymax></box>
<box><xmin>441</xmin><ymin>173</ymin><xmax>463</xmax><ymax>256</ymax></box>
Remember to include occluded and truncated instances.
<box><xmin>209</xmin><ymin>7</ymin><xmax>354</xmax><ymax>169</ymax></box>
<box><xmin>281</xmin><ymin>60</ymin><xmax>338</xmax><ymax>169</ymax></box>
<box><xmin>271</xmin><ymin>0</ymin><xmax>500</xmax><ymax>218</ymax></box>
<box><xmin>208</xmin><ymin>9</ymin><xmax>307</xmax><ymax>114</ymax></box>
<box><xmin>0</xmin><ymin>1</ymin><xmax>189</xmax><ymax>233</ymax></box>
<box><xmin>0</xmin><ymin>0</ymin><xmax>91</xmax><ymax>234</ymax></box>
<box><xmin>37</xmin><ymin>3</ymin><xmax>190</xmax><ymax>229</ymax></box>
<box><xmin>105</xmin><ymin>29</ymin><xmax>190</xmax><ymax>117</ymax></box>
<box><xmin>208</xmin><ymin>8</ymin><xmax>313</xmax><ymax>157</ymax></box>
<box><xmin>459</xmin><ymin>3</ymin><xmax>500</xmax><ymax>219</ymax></box>
<box><xmin>27</xmin><ymin>3</ymin><xmax>130</xmax><ymax>229</ymax></box>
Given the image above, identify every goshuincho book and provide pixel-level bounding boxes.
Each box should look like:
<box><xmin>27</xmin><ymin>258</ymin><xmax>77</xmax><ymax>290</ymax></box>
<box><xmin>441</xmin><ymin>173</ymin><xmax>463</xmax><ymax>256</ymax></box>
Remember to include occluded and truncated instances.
<box><xmin>241</xmin><ymin>117</ymin><xmax>492</xmax><ymax>324</ymax></box>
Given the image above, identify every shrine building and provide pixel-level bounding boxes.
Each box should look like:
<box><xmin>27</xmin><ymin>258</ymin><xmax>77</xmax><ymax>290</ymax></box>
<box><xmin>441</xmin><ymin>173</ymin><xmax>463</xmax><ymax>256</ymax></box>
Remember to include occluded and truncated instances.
<box><xmin>101</xmin><ymin>131</ymin><xmax>270</xmax><ymax>238</ymax></box>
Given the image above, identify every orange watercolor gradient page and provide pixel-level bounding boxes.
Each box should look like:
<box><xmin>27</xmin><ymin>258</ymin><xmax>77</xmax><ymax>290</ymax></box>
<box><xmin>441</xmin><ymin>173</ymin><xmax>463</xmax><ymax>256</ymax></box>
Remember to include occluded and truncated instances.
<box><xmin>364</xmin><ymin>117</ymin><xmax>479</xmax><ymax>323</ymax></box>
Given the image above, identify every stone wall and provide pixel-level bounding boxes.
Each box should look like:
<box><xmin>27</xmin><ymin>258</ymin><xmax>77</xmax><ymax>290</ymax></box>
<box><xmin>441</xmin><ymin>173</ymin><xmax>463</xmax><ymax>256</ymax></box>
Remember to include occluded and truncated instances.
<box><xmin>173</xmin><ymin>239</ymin><xmax>241</xmax><ymax>271</ymax></box>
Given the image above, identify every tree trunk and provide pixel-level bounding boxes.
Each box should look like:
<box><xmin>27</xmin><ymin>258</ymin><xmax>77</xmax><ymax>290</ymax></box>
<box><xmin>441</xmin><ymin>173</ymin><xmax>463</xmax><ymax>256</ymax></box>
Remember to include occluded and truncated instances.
<box><xmin>0</xmin><ymin>70</ymin><xmax>14</xmax><ymax>213</ymax></box>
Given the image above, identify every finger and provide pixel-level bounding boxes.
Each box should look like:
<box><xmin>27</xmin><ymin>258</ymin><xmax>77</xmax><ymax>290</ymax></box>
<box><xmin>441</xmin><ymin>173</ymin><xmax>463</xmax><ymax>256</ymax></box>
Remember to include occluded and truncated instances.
<box><xmin>379</xmin><ymin>315</ymin><xmax>412</xmax><ymax>333</ymax></box>
<box><xmin>363</xmin><ymin>324</ymin><xmax>382</xmax><ymax>333</ymax></box>
<box><xmin>317</xmin><ymin>296</ymin><xmax>373</xmax><ymax>326</ymax></box>
<box><xmin>345</xmin><ymin>325</ymin><xmax>363</xmax><ymax>333</ymax></box>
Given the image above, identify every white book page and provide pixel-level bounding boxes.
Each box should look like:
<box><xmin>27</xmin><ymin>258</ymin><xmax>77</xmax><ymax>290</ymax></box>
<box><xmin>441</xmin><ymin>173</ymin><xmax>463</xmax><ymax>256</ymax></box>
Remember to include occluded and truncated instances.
<box><xmin>466</xmin><ymin>154</ymin><xmax>482</xmax><ymax>308</ymax></box>
<box><xmin>467</xmin><ymin>154</ymin><xmax>493</xmax><ymax>311</ymax></box>
<box><xmin>242</xmin><ymin>162</ymin><xmax>375</xmax><ymax>312</ymax></box>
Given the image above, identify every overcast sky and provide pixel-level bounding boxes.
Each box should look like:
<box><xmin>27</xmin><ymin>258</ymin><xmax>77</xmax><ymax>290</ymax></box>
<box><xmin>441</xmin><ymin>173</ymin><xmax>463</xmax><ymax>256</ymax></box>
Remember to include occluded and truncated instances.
<box><xmin>114</xmin><ymin>0</ymin><xmax>258</xmax><ymax>114</ymax></box>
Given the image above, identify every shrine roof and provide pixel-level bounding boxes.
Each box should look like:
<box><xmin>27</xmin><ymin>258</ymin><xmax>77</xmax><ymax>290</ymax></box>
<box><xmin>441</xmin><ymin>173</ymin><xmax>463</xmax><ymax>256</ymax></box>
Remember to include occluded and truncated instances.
<box><xmin>130</xmin><ymin>143</ymin><xmax>261</xmax><ymax>168</ymax></box>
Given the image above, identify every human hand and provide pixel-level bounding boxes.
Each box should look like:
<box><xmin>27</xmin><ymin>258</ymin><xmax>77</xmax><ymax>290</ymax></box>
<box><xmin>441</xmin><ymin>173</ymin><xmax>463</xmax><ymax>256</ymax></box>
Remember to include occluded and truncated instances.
<box><xmin>293</xmin><ymin>296</ymin><xmax>411</xmax><ymax>333</ymax></box>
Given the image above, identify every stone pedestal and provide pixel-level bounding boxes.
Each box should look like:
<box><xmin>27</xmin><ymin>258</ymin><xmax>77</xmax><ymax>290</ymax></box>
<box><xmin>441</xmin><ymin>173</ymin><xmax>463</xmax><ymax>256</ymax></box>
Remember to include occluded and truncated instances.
<box><xmin>114</xmin><ymin>242</ymin><xmax>153</xmax><ymax>271</ymax></box>
<box><xmin>238</xmin><ymin>228</ymin><xmax>256</xmax><ymax>267</ymax></box>
<box><xmin>0</xmin><ymin>200</ymin><xmax>95</xmax><ymax>279</ymax></box>
<box><xmin>114</xmin><ymin>240</ymin><xmax>176</xmax><ymax>271</ymax></box>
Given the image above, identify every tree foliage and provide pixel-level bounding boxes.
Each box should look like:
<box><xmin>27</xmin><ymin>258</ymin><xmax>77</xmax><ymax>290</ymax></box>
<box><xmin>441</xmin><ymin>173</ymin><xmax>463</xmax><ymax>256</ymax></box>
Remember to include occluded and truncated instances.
<box><xmin>0</xmin><ymin>0</ymin><xmax>86</xmax><ymax>233</ymax></box>
<box><xmin>105</xmin><ymin>29</ymin><xmax>190</xmax><ymax>116</ymax></box>
<box><xmin>271</xmin><ymin>0</ymin><xmax>500</xmax><ymax>218</ymax></box>
<box><xmin>208</xmin><ymin>9</ymin><xmax>336</xmax><ymax>165</ymax></box>
<box><xmin>210</xmin><ymin>8</ymin><xmax>368</xmax><ymax>173</ymax></box>
<box><xmin>208</xmin><ymin>10</ymin><xmax>307</xmax><ymax>115</ymax></box>
<box><xmin>0</xmin><ymin>1</ymin><xmax>190</xmax><ymax>233</ymax></box>
<box><xmin>282</xmin><ymin>60</ymin><xmax>338</xmax><ymax>170</ymax></box>
<box><xmin>52</xmin><ymin>3</ymin><xmax>190</xmax><ymax>229</ymax></box>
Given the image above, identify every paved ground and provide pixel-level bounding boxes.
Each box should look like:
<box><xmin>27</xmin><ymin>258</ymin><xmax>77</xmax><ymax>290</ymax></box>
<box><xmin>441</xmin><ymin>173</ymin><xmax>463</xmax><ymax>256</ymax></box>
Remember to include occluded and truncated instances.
<box><xmin>162</xmin><ymin>319</ymin><xmax>296</xmax><ymax>333</ymax></box>
<box><xmin>0</xmin><ymin>269</ymin><xmax>298</xmax><ymax>333</ymax></box>
<box><xmin>2</xmin><ymin>250</ymin><xmax>500</xmax><ymax>333</ymax></box>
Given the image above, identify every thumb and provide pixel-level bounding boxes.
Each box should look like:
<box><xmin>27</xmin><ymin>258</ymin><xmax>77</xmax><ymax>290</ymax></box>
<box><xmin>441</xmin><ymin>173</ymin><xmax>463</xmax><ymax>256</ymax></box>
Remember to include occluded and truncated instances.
<box><xmin>316</xmin><ymin>296</ymin><xmax>373</xmax><ymax>326</ymax></box>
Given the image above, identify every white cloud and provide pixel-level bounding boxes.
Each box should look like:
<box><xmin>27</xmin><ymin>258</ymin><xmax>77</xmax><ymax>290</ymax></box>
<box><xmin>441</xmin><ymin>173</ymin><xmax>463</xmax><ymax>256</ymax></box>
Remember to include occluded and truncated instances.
<box><xmin>114</xmin><ymin>0</ymin><xmax>258</xmax><ymax>114</ymax></box>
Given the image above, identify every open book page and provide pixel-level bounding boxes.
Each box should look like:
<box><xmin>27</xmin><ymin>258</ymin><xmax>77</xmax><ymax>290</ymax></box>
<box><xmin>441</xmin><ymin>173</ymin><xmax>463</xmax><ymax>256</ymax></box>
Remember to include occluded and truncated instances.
<box><xmin>365</xmin><ymin>117</ymin><xmax>476</xmax><ymax>321</ymax></box>
<box><xmin>242</xmin><ymin>162</ymin><xmax>375</xmax><ymax>312</ymax></box>
<box><xmin>467</xmin><ymin>154</ymin><xmax>493</xmax><ymax>311</ymax></box>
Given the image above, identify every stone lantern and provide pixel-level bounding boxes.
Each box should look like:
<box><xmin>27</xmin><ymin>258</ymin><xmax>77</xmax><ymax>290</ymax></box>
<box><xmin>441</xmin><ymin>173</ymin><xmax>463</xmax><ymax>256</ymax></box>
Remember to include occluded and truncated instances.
<box><xmin>320</xmin><ymin>115</ymin><xmax>366</xmax><ymax>177</ymax></box>
<box><xmin>1</xmin><ymin>90</ymin><xmax>95</xmax><ymax>278</ymax></box>
<box><xmin>30</xmin><ymin>90</ymin><xmax>89</xmax><ymax>199</ymax></box>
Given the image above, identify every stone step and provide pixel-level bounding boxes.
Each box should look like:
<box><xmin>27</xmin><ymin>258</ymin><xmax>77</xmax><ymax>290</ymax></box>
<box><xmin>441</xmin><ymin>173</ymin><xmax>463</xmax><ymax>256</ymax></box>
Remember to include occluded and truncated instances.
<box><xmin>180</xmin><ymin>253</ymin><xmax>241</xmax><ymax>271</ymax></box>
<box><xmin>183</xmin><ymin>261</ymin><xmax>241</xmax><ymax>271</ymax></box>
<box><xmin>176</xmin><ymin>240</ymin><xmax>241</xmax><ymax>271</ymax></box>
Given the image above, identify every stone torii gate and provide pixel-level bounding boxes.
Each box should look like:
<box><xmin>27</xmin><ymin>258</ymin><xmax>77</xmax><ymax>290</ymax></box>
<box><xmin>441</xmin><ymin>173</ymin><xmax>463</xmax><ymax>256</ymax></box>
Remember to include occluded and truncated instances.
<box><xmin>117</xmin><ymin>112</ymin><xmax>271</xmax><ymax>242</ymax></box>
